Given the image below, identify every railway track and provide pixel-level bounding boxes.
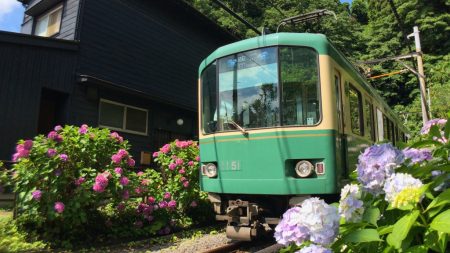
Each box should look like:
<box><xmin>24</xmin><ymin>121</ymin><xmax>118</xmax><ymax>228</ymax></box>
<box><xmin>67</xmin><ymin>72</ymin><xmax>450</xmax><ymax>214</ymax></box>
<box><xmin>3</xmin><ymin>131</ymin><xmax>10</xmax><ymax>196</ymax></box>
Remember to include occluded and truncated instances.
<box><xmin>201</xmin><ymin>240</ymin><xmax>283</xmax><ymax>253</ymax></box>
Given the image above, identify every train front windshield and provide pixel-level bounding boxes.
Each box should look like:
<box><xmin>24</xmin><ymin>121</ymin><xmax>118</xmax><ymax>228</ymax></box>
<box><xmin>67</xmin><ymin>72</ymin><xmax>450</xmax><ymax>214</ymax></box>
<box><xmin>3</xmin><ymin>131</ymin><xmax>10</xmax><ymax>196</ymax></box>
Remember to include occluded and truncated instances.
<box><xmin>201</xmin><ymin>46</ymin><xmax>320</xmax><ymax>134</ymax></box>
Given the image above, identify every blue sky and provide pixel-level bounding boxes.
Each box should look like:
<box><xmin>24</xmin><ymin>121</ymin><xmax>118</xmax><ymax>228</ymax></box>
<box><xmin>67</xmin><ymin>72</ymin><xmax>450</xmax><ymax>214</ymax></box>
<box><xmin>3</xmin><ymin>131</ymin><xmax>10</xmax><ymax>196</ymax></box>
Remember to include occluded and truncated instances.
<box><xmin>0</xmin><ymin>0</ymin><xmax>352</xmax><ymax>33</ymax></box>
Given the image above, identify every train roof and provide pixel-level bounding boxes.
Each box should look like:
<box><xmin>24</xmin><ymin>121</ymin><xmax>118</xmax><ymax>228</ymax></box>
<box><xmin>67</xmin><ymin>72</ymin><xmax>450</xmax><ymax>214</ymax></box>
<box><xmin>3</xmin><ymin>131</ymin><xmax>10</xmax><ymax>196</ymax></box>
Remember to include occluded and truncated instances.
<box><xmin>199</xmin><ymin>33</ymin><xmax>406</xmax><ymax>131</ymax></box>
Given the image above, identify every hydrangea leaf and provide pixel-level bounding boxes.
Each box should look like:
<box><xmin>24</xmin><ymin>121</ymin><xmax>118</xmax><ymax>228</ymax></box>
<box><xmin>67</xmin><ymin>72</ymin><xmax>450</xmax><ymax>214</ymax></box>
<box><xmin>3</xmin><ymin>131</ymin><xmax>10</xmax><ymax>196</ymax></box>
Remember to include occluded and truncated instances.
<box><xmin>362</xmin><ymin>207</ymin><xmax>380</xmax><ymax>226</ymax></box>
<box><xmin>386</xmin><ymin>210</ymin><xmax>420</xmax><ymax>249</ymax></box>
<box><xmin>378</xmin><ymin>225</ymin><xmax>393</xmax><ymax>235</ymax></box>
<box><xmin>403</xmin><ymin>245</ymin><xmax>428</xmax><ymax>253</ymax></box>
<box><xmin>425</xmin><ymin>188</ymin><xmax>450</xmax><ymax>212</ymax></box>
<box><xmin>430</xmin><ymin>209</ymin><xmax>450</xmax><ymax>233</ymax></box>
<box><xmin>343</xmin><ymin>228</ymin><xmax>382</xmax><ymax>243</ymax></box>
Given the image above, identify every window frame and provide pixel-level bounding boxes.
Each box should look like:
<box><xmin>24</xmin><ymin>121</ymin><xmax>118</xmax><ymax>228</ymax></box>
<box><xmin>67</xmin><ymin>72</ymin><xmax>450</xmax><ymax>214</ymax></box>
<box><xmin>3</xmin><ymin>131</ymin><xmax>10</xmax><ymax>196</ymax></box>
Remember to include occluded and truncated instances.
<box><xmin>98</xmin><ymin>99</ymin><xmax>149</xmax><ymax>136</ymax></box>
<box><xmin>33</xmin><ymin>3</ymin><xmax>64</xmax><ymax>37</ymax></box>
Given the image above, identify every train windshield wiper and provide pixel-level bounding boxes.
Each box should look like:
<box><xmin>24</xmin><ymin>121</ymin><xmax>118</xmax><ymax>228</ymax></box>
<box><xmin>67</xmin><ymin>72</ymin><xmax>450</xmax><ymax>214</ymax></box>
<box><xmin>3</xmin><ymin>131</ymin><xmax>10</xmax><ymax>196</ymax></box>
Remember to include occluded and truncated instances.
<box><xmin>228</xmin><ymin>119</ymin><xmax>248</xmax><ymax>136</ymax></box>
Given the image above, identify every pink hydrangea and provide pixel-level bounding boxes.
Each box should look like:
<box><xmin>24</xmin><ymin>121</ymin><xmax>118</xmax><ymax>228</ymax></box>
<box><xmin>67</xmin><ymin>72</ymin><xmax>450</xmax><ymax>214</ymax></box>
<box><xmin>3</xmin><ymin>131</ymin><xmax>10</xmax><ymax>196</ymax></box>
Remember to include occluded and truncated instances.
<box><xmin>148</xmin><ymin>196</ymin><xmax>155</xmax><ymax>203</ymax></box>
<box><xmin>75</xmin><ymin>177</ymin><xmax>85</xmax><ymax>186</ymax></box>
<box><xmin>127</xmin><ymin>158</ymin><xmax>135</xmax><ymax>167</ymax></box>
<box><xmin>32</xmin><ymin>190</ymin><xmax>42</xmax><ymax>200</ymax></box>
<box><xmin>183</xmin><ymin>181</ymin><xmax>189</xmax><ymax>188</ymax></box>
<box><xmin>175</xmin><ymin>158</ymin><xmax>183</xmax><ymax>165</ymax></box>
<box><xmin>178</xmin><ymin>168</ymin><xmax>185</xmax><ymax>174</ymax></box>
<box><xmin>188</xmin><ymin>161</ymin><xmax>194</xmax><ymax>166</ymax></box>
<box><xmin>110</xmin><ymin>132</ymin><xmax>124</xmax><ymax>143</ymax></box>
<box><xmin>95</xmin><ymin>174</ymin><xmax>108</xmax><ymax>187</ymax></box>
<box><xmin>117</xmin><ymin>203</ymin><xmax>125</xmax><ymax>212</ymax></box>
<box><xmin>180</xmin><ymin>177</ymin><xmax>186</xmax><ymax>182</ymax></box>
<box><xmin>163</xmin><ymin>192</ymin><xmax>171</xmax><ymax>199</ymax></box>
<box><xmin>79</xmin><ymin>124</ymin><xmax>88</xmax><ymax>134</ymax></box>
<box><xmin>12</xmin><ymin>144</ymin><xmax>30</xmax><ymax>161</ymax></box>
<box><xmin>54</xmin><ymin>202</ymin><xmax>65</xmax><ymax>213</ymax></box>
<box><xmin>54</xmin><ymin>125</ymin><xmax>63</xmax><ymax>131</ymax></box>
<box><xmin>195</xmin><ymin>156</ymin><xmax>200</xmax><ymax>161</ymax></box>
<box><xmin>137</xmin><ymin>171</ymin><xmax>144</xmax><ymax>176</ymax></box>
<box><xmin>111</xmin><ymin>154</ymin><xmax>121</xmax><ymax>164</ymax></box>
<box><xmin>152</xmin><ymin>152</ymin><xmax>160</xmax><ymax>158</ymax></box>
<box><xmin>47</xmin><ymin>148</ymin><xmax>57</xmax><ymax>157</ymax></box>
<box><xmin>122</xmin><ymin>190</ymin><xmax>130</xmax><ymax>200</ymax></box>
<box><xmin>93</xmin><ymin>183</ymin><xmax>105</xmax><ymax>192</ymax></box>
<box><xmin>118</xmin><ymin>149</ymin><xmax>128</xmax><ymax>158</ymax></box>
<box><xmin>59</xmin><ymin>154</ymin><xmax>68</xmax><ymax>162</ymax></box>
<box><xmin>141</xmin><ymin>179</ymin><xmax>150</xmax><ymax>186</ymax></box>
<box><xmin>168</xmin><ymin>200</ymin><xmax>177</xmax><ymax>209</ymax></box>
<box><xmin>176</xmin><ymin>140</ymin><xmax>190</xmax><ymax>148</ymax></box>
<box><xmin>135</xmin><ymin>187</ymin><xmax>143</xmax><ymax>195</ymax></box>
<box><xmin>119</xmin><ymin>176</ymin><xmax>129</xmax><ymax>186</ymax></box>
<box><xmin>114</xmin><ymin>167</ymin><xmax>123</xmax><ymax>175</ymax></box>
<box><xmin>160</xmin><ymin>144</ymin><xmax>171</xmax><ymax>153</ymax></box>
<box><xmin>168</xmin><ymin>163</ymin><xmax>176</xmax><ymax>170</ymax></box>
<box><xmin>159</xmin><ymin>201</ymin><xmax>168</xmax><ymax>208</ymax></box>
<box><xmin>47</xmin><ymin>131</ymin><xmax>63</xmax><ymax>142</ymax></box>
<box><xmin>23</xmin><ymin>140</ymin><xmax>33</xmax><ymax>150</ymax></box>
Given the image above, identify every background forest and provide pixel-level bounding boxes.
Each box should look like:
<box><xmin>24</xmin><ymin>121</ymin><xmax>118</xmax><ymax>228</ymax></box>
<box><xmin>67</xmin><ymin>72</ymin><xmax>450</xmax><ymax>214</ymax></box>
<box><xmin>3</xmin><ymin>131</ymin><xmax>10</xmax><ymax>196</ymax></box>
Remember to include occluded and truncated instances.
<box><xmin>186</xmin><ymin>0</ymin><xmax>450</xmax><ymax>136</ymax></box>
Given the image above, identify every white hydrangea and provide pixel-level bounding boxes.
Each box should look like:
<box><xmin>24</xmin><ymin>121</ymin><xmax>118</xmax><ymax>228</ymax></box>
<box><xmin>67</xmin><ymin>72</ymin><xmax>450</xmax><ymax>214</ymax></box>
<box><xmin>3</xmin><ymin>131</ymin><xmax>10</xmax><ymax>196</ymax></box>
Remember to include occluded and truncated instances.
<box><xmin>297</xmin><ymin>198</ymin><xmax>340</xmax><ymax>245</ymax></box>
<box><xmin>383</xmin><ymin>173</ymin><xmax>423</xmax><ymax>204</ymax></box>
<box><xmin>339</xmin><ymin>184</ymin><xmax>364</xmax><ymax>223</ymax></box>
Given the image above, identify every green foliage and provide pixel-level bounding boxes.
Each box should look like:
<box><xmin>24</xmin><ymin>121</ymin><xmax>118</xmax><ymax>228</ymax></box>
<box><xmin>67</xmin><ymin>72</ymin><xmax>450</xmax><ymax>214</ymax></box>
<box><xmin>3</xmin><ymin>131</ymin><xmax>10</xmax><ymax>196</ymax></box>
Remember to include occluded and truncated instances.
<box><xmin>0</xmin><ymin>216</ymin><xmax>47</xmax><ymax>252</ymax></box>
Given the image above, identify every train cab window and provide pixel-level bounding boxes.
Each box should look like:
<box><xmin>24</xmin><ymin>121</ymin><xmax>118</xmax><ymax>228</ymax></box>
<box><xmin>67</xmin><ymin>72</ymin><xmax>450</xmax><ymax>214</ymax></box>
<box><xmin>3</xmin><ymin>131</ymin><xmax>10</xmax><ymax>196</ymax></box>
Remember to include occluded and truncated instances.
<box><xmin>218</xmin><ymin>47</ymin><xmax>279</xmax><ymax>130</ymax></box>
<box><xmin>201</xmin><ymin>62</ymin><xmax>217</xmax><ymax>134</ymax></box>
<box><xmin>364</xmin><ymin>100</ymin><xmax>375</xmax><ymax>141</ymax></box>
<box><xmin>348</xmin><ymin>85</ymin><xmax>364</xmax><ymax>135</ymax></box>
<box><xmin>280</xmin><ymin>47</ymin><xmax>320</xmax><ymax>126</ymax></box>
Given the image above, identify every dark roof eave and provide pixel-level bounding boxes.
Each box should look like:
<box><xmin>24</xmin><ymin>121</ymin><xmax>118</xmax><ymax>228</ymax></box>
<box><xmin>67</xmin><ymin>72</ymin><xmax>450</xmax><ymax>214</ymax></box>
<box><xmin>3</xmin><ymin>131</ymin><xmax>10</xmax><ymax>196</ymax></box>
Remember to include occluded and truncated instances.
<box><xmin>77</xmin><ymin>74</ymin><xmax>196</xmax><ymax>112</ymax></box>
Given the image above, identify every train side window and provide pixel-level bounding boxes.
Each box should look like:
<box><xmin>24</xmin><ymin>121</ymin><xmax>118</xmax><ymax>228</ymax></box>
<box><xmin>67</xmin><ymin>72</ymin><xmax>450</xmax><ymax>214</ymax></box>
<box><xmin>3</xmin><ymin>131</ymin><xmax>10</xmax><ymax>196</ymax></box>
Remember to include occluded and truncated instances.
<box><xmin>376</xmin><ymin>108</ymin><xmax>384</xmax><ymax>141</ymax></box>
<box><xmin>383</xmin><ymin>115</ymin><xmax>389</xmax><ymax>140</ymax></box>
<box><xmin>201</xmin><ymin>62</ymin><xmax>217</xmax><ymax>134</ymax></box>
<box><xmin>348</xmin><ymin>85</ymin><xmax>364</xmax><ymax>136</ymax></box>
<box><xmin>364</xmin><ymin>99</ymin><xmax>375</xmax><ymax>141</ymax></box>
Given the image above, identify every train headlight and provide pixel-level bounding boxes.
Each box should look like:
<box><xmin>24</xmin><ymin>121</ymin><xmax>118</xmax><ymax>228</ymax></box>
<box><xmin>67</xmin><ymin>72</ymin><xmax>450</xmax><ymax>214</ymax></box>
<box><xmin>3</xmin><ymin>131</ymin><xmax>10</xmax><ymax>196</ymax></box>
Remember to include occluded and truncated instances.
<box><xmin>204</xmin><ymin>163</ymin><xmax>218</xmax><ymax>178</ymax></box>
<box><xmin>295</xmin><ymin>160</ymin><xmax>313</xmax><ymax>178</ymax></box>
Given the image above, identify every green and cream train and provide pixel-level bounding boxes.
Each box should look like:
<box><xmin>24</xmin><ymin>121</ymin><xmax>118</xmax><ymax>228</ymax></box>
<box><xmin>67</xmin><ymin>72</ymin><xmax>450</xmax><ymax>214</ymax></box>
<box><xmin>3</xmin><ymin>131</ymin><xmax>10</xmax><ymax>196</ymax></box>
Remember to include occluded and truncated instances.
<box><xmin>197</xmin><ymin>33</ymin><xmax>407</xmax><ymax>240</ymax></box>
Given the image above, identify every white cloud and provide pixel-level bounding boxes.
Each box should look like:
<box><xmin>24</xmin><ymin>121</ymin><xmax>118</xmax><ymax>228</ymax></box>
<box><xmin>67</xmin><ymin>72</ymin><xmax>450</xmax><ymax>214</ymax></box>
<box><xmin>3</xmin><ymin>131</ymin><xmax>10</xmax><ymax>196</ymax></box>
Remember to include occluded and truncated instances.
<box><xmin>0</xmin><ymin>0</ymin><xmax>21</xmax><ymax>21</ymax></box>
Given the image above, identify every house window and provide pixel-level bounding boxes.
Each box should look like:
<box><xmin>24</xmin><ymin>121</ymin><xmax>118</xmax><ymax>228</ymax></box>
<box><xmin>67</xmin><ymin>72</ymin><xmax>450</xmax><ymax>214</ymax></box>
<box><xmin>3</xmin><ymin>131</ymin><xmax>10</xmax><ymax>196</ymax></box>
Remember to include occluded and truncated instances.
<box><xmin>99</xmin><ymin>99</ymin><xmax>148</xmax><ymax>135</ymax></box>
<box><xmin>35</xmin><ymin>4</ymin><xmax>63</xmax><ymax>37</ymax></box>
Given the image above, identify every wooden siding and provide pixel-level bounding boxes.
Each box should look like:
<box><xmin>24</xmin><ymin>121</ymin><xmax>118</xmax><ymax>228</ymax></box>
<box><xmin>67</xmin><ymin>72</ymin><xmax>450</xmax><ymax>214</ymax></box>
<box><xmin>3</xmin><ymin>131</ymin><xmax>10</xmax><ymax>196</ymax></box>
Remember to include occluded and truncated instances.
<box><xmin>21</xmin><ymin>0</ymin><xmax>81</xmax><ymax>40</ymax></box>
<box><xmin>0</xmin><ymin>32</ymin><xmax>78</xmax><ymax>160</ymax></box>
<box><xmin>77</xmin><ymin>0</ymin><xmax>235</xmax><ymax>111</ymax></box>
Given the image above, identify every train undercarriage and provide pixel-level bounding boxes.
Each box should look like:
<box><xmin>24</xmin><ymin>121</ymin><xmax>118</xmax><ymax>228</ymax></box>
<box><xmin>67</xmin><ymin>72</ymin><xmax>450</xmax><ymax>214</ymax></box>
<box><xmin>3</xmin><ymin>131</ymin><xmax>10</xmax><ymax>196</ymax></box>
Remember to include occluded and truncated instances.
<box><xmin>208</xmin><ymin>193</ymin><xmax>313</xmax><ymax>241</ymax></box>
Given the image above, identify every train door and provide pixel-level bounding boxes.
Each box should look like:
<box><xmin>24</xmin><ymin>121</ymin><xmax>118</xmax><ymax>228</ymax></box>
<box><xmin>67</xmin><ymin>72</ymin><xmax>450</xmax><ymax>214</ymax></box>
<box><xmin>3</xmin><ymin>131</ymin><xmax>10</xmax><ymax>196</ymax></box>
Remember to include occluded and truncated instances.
<box><xmin>333</xmin><ymin>70</ymin><xmax>348</xmax><ymax>179</ymax></box>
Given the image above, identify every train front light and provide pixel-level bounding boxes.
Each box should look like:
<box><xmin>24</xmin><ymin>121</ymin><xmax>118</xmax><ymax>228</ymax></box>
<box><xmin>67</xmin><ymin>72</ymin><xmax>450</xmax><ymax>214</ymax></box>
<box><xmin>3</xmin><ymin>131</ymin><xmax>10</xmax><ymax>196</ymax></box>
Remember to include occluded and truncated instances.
<box><xmin>203</xmin><ymin>163</ymin><xmax>218</xmax><ymax>178</ymax></box>
<box><xmin>295</xmin><ymin>160</ymin><xmax>314</xmax><ymax>178</ymax></box>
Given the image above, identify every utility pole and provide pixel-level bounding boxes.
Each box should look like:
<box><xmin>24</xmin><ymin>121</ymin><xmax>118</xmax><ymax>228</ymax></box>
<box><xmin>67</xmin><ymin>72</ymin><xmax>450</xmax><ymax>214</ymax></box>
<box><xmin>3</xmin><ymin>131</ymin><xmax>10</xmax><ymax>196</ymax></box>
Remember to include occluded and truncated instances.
<box><xmin>407</xmin><ymin>26</ymin><xmax>430</xmax><ymax>125</ymax></box>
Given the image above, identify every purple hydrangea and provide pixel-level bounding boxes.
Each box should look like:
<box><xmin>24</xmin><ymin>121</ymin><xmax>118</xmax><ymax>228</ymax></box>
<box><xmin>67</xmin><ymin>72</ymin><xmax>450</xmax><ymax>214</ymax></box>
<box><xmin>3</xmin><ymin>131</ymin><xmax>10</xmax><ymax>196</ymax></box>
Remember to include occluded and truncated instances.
<box><xmin>168</xmin><ymin>200</ymin><xmax>177</xmax><ymax>209</ymax></box>
<box><xmin>297</xmin><ymin>244</ymin><xmax>332</xmax><ymax>253</ymax></box>
<box><xmin>421</xmin><ymin>119</ymin><xmax>447</xmax><ymax>135</ymax></box>
<box><xmin>47</xmin><ymin>148</ymin><xmax>57</xmax><ymax>157</ymax></box>
<box><xmin>79</xmin><ymin>124</ymin><xmax>88</xmax><ymax>134</ymax></box>
<box><xmin>402</xmin><ymin>148</ymin><xmax>432</xmax><ymax>165</ymax></box>
<box><xmin>357</xmin><ymin>144</ymin><xmax>404</xmax><ymax>195</ymax></box>
<box><xmin>119</xmin><ymin>176</ymin><xmax>129</xmax><ymax>186</ymax></box>
<box><xmin>275</xmin><ymin>198</ymin><xmax>339</xmax><ymax>246</ymax></box>
<box><xmin>338</xmin><ymin>184</ymin><xmax>364</xmax><ymax>223</ymax></box>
